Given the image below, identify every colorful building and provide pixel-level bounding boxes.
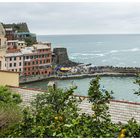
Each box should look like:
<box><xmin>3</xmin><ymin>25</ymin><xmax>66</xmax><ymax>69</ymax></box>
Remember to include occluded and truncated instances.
<box><xmin>0</xmin><ymin>23</ymin><xmax>7</xmax><ymax>50</ymax></box>
<box><xmin>5</xmin><ymin>27</ymin><xmax>15</xmax><ymax>40</ymax></box>
<box><xmin>0</xmin><ymin>42</ymin><xmax>52</xmax><ymax>77</ymax></box>
<box><xmin>22</xmin><ymin>43</ymin><xmax>52</xmax><ymax>76</ymax></box>
<box><xmin>6</xmin><ymin>40</ymin><xmax>26</xmax><ymax>49</ymax></box>
<box><xmin>5</xmin><ymin>52</ymin><xmax>23</xmax><ymax>75</ymax></box>
<box><xmin>0</xmin><ymin>22</ymin><xmax>52</xmax><ymax>77</ymax></box>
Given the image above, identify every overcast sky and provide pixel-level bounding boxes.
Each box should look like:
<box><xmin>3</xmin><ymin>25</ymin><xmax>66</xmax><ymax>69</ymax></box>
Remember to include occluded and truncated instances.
<box><xmin>1</xmin><ymin>3</ymin><xmax>140</xmax><ymax>35</ymax></box>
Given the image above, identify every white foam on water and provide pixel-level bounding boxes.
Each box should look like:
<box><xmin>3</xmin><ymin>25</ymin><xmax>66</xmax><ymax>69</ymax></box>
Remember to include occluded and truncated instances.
<box><xmin>110</xmin><ymin>50</ymin><xmax>119</xmax><ymax>53</ymax></box>
<box><xmin>121</xmin><ymin>48</ymin><xmax>140</xmax><ymax>52</ymax></box>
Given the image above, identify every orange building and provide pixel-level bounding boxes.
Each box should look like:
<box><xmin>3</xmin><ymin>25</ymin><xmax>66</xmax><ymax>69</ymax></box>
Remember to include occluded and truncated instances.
<box><xmin>22</xmin><ymin>43</ymin><xmax>52</xmax><ymax>76</ymax></box>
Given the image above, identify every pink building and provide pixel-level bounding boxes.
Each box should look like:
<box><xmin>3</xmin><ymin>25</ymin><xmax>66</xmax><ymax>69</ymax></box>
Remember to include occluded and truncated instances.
<box><xmin>5</xmin><ymin>52</ymin><xmax>23</xmax><ymax>75</ymax></box>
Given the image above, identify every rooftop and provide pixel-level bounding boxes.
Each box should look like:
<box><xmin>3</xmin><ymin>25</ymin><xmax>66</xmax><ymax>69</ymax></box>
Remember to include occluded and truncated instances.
<box><xmin>33</xmin><ymin>44</ymin><xmax>50</xmax><ymax>50</ymax></box>
<box><xmin>5</xmin><ymin>51</ymin><xmax>23</xmax><ymax>57</ymax></box>
<box><xmin>5</xmin><ymin>28</ymin><xmax>13</xmax><ymax>31</ymax></box>
<box><xmin>7</xmin><ymin>40</ymin><xmax>18</xmax><ymax>43</ymax></box>
<box><xmin>21</xmin><ymin>47</ymin><xmax>34</xmax><ymax>54</ymax></box>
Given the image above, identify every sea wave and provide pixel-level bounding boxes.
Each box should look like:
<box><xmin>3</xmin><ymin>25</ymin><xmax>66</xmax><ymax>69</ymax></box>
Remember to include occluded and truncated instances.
<box><xmin>70</xmin><ymin>47</ymin><xmax>140</xmax><ymax>59</ymax></box>
<box><xmin>109</xmin><ymin>48</ymin><xmax>140</xmax><ymax>53</ymax></box>
<box><xmin>71</xmin><ymin>53</ymin><xmax>105</xmax><ymax>57</ymax></box>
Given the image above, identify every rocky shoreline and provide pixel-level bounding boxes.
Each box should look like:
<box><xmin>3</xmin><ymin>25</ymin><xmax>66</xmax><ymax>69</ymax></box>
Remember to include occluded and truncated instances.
<box><xmin>19</xmin><ymin>70</ymin><xmax>138</xmax><ymax>84</ymax></box>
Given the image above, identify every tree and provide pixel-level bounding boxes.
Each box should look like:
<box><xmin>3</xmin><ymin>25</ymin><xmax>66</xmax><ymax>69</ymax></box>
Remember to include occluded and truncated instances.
<box><xmin>87</xmin><ymin>76</ymin><xmax>120</xmax><ymax>137</ymax></box>
<box><xmin>9</xmin><ymin>86</ymin><xmax>80</xmax><ymax>137</ymax></box>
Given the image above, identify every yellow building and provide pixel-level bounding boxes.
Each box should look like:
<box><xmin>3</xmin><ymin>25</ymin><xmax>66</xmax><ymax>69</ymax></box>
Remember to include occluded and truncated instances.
<box><xmin>0</xmin><ymin>23</ymin><xmax>7</xmax><ymax>49</ymax></box>
<box><xmin>0</xmin><ymin>70</ymin><xmax>19</xmax><ymax>87</ymax></box>
<box><xmin>0</xmin><ymin>49</ymin><xmax>6</xmax><ymax>70</ymax></box>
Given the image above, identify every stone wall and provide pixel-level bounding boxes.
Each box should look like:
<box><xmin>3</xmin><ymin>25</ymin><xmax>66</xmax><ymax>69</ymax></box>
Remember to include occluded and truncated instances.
<box><xmin>9</xmin><ymin>86</ymin><xmax>140</xmax><ymax>124</ymax></box>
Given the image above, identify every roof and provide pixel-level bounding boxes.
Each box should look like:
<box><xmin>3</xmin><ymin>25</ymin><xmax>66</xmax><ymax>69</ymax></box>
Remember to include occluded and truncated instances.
<box><xmin>7</xmin><ymin>40</ymin><xmax>18</xmax><ymax>43</ymax></box>
<box><xmin>15</xmin><ymin>32</ymin><xmax>36</xmax><ymax>37</ymax></box>
<box><xmin>16</xmin><ymin>32</ymin><xmax>31</xmax><ymax>35</ymax></box>
<box><xmin>21</xmin><ymin>47</ymin><xmax>34</xmax><ymax>54</ymax></box>
<box><xmin>33</xmin><ymin>44</ymin><xmax>50</xmax><ymax>50</ymax></box>
<box><xmin>5</xmin><ymin>52</ymin><xmax>23</xmax><ymax>57</ymax></box>
<box><xmin>5</xmin><ymin>28</ymin><xmax>13</xmax><ymax>31</ymax></box>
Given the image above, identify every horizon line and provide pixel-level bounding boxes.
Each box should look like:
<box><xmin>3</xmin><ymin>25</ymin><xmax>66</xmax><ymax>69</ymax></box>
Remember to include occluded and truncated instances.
<box><xmin>37</xmin><ymin>33</ymin><xmax>140</xmax><ymax>36</ymax></box>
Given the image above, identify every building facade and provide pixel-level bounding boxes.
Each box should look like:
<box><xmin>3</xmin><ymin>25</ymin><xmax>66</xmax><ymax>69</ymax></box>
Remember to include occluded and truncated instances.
<box><xmin>5</xmin><ymin>28</ymin><xmax>15</xmax><ymax>40</ymax></box>
<box><xmin>5</xmin><ymin>52</ymin><xmax>24</xmax><ymax>75</ymax></box>
<box><xmin>0</xmin><ymin>22</ymin><xmax>52</xmax><ymax>77</ymax></box>
<box><xmin>0</xmin><ymin>23</ymin><xmax>7</xmax><ymax>50</ymax></box>
<box><xmin>22</xmin><ymin>43</ymin><xmax>52</xmax><ymax>76</ymax></box>
<box><xmin>0</xmin><ymin>43</ymin><xmax>52</xmax><ymax>77</ymax></box>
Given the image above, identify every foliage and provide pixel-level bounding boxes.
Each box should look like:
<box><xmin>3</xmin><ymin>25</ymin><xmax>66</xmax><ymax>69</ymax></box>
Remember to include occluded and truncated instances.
<box><xmin>88</xmin><ymin>76</ymin><xmax>120</xmax><ymax>137</ymax></box>
<box><xmin>25</xmin><ymin>37</ymin><xmax>35</xmax><ymax>46</ymax></box>
<box><xmin>0</xmin><ymin>86</ymin><xmax>22</xmax><ymax>104</ymax></box>
<box><xmin>2</xmin><ymin>76</ymin><xmax>140</xmax><ymax>138</ymax></box>
<box><xmin>122</xmin><ymin>118</ymin><xmax>140</xmax><ymax>138</ymax></box>
<box><xmin>9</xmin><ymin>86</ymin><xmax>81</xmax><ymax>137</ymax></box>
<box><xmin>0</xmin><ymin>86</ymin><xmax>22</xmax><ymax>137</ymax></box>
<box><xmin>134</xmin><ymin>75</ymin><xmax>140</xmax><ymax>96</ymax></box>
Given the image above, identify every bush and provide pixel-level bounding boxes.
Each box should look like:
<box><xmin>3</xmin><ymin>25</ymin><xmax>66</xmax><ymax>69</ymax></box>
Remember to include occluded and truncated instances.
<box><xmin>0</xmin><ymin>86</ymin><xmax>22</xmax><ymax>137</ymax></box>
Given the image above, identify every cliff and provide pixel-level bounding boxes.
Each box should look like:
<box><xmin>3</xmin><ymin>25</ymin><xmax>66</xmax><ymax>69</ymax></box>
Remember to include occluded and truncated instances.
<box><xmin>3</xmin><ymin>22</ymin><xmax>29</xmax><ymax>32</ymax></box>
<box><xmin>52</xmin><ymin>48</ymin><xmax>79</xmax><ymax>67</ymax></box>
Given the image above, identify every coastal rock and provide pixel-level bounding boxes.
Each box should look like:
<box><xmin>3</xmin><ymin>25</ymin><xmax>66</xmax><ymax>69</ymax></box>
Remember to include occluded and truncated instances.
<box><xmin>52</xmin><ymin>48</ymin><xmax>79</xmax><ymax>67</ymax></box>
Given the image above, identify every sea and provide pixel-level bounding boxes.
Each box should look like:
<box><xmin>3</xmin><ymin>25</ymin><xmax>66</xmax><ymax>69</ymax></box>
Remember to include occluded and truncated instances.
<box><xmin>21</xmin><ymin>34</ymin><xmax>140</xmax><ymax>102</ymax></box>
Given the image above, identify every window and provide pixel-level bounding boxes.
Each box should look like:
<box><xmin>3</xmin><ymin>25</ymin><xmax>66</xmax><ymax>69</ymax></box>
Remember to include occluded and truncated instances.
<box><xmin>14</xmin><ymin>63</ymin><xmax>16</xmax><ymax>67</ymax></box>
<box><xmin>14</xmin><ymin>57</ymin><xmax>16</xmax><ymax>61</ymax></box>
<box><xmin>40</xmin><ymin>61</ymin><xmax>42</xmax><ymax>64</ymax></box>
<box><xmin>19</xmin><ymin>62</ymin><xmax>21</xmax><ymax>66</ymax></box>
<box><xmin>9</xmin><ymin>63</ymin><xmax>12</xmax><ymax>67</ymax></box>
<box><xmin>10</xmin><ymin>57</ymin><xmax>12</xmax><ymax>61</ymax></box>
<box><xmin>19</xmin><ymin>68</ymin><xmax>21</xmax><ymax>72</ymax></box>
<box><xmin>24</xmin><ymin>68</ymin><xmax>26</xmax><ymax>71</ymax></box>
<box><xmin>32</xmin><ymin>61</ymin><xmax>34</xmax><ymax>65</ymax></box>
<box><xmin>19</xmin><ymin>57</ymin><xmax>21</xmax><ymax>60</ymax></box>
<box><xmin>26</xmin><ymin>56</ymin><xmax>29</xmax><ymax>59</ymax></box>
<box><xmin>28</xmin><ymin>62</ymin><xmax>30</xmax><ymax>65</ymax></box>
<box><xmin>47</xmin><ymin>59</ymin><xmax>50</xmax><ymax>63</ymax></box>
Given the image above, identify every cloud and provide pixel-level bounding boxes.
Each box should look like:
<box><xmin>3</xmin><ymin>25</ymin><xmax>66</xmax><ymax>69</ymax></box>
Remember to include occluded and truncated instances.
<box><xmin>0</xmin><ymin>2</ymin><xmax>140</xmax><ymax>35</ymax></box>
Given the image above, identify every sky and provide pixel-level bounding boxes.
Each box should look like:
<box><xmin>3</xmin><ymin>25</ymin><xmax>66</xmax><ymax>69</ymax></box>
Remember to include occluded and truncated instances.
<box><xmin>1</xmin><ymin>2</ymin><xmax>140</xmax><ymax>35</ymax></box>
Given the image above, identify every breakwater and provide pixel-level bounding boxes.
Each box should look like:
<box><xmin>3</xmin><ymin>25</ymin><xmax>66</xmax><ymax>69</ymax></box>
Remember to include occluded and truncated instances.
<box><xmin>89</xmin><ymin>66</ymin><xmax>140</xmax><ymax>74</ymax></box>
<box><xmin>19</xmin><ymin>66</ymin><xmax>139</xmax><ymax>84</ymax></box>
